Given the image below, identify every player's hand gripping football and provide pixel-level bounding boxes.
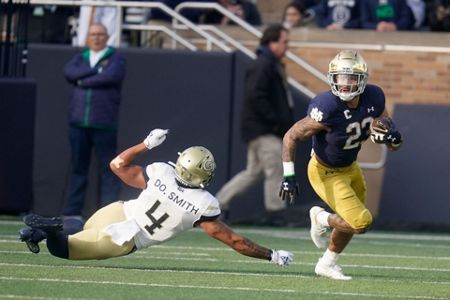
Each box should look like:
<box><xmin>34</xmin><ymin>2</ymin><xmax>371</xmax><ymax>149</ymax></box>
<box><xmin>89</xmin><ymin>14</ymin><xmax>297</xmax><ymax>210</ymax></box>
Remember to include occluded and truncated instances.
<box><xmin>143</xmin><ymin>128</ymin><xmax>169</xmax><ymax>150</ymax></box>
<box><xmin>370</xmin><ymin>117</ymin><xmax>402</xmax><ymax>148</ymax></box>
<box><xmin>270</xmin><ymin>249</ymin><xmax>294</xmax><ymax>267</ymax></box>
<box><xmin>279</xmin><ymin>175</ymin><xmax>299</xmax><ymax>204</ymax></box>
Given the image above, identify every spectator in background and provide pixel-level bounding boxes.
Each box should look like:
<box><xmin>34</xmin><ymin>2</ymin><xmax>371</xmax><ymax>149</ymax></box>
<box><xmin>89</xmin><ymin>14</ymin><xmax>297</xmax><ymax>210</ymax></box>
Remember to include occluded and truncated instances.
<box><xmin>360</xmin><ymin>0</ymin><xmax>415</xmax><ymax>31</ymax></box>
<box><xmin>148</xmin><ymin>0</ymin><xmax>213</xmax><ymax>23</ymax></box>
<box><xmin>428</xmin><ymin>0</ymin><xmax>450</xmax><ymax>31</ymax></box>
<box><xmin>407</xmin><ymin>0</ymin><xmax>426</xmax><ymax>29</ymax></box>
<box><xmin>75</xmin><ymin>0</ymin><xmax>117</xmax><ymax>46</ymax></box>
<box><xmin>215</xmin><ymin>24</ymin><xmax>294</xmax><ymax>222</ymax></box>
<box><xmin>314</xmin><ymin>0</ymin><xmax>361</xmax><ymax>30</ymax></box>
<box><xmin>202</xmin><ymin>0</ymin><xmax>262</xmax><ymax>25</ymax></box>
<box><xmin>62</xmin><ymin>24</ymin><xmax>126</xmax><ymax>231</ymax></box>
<box><xmin>282</xmin><ymin>1</ymin><xmax>316</xmax><ymax>28</ymax></box>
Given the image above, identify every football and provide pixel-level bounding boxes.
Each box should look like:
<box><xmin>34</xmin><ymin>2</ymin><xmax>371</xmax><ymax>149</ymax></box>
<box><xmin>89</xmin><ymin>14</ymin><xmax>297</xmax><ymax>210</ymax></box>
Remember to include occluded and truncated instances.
<box><xmin>370</xmin><ymin>116</ymin><xmax>392</xmax><ymax>144</ymax></box>
<box><xmin>370</xmin><ymin>116</ymin><xmax>392</xmax><ymax>134</ymax></box>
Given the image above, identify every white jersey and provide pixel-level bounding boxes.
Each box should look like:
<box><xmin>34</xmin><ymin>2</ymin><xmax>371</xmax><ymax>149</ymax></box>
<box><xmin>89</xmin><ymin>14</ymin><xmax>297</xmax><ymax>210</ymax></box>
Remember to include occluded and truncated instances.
<box><xmin>123</xmin><ymin>162</ymin><xmax>221</xmax><ymax>249</ymax></box>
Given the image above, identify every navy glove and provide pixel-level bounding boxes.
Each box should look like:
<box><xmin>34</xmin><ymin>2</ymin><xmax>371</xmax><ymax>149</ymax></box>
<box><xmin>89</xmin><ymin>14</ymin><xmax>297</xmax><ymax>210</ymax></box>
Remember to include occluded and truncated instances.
<box><xmin>279</xmin><ymin>175</ymin><xmax>299</xmax><ymax>204</ymax></box>
<box><xmin>385</xmin><ymin>128</ymin><xmax>402</xmax><ymax>148</ymax></box>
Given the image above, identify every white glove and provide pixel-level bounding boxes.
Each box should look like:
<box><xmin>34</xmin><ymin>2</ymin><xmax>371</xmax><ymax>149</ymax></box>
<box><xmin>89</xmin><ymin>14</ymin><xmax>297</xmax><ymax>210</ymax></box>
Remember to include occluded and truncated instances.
<box><xmin>143</xmin><ymin>129</ymin><xmax>169</xmax><ymax>150</ymax></box>
<box><xmin>270</xmin><ymin>249</ymin><xmax>294</xmax><ymax>267</ymax></box>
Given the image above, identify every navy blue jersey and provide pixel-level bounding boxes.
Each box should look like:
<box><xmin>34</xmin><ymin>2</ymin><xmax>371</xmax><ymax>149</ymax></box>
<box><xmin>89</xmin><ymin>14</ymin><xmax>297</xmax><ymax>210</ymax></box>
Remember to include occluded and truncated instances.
<box><xmin>307</xmin><ymin>84</ymin><xmax>385</xmax><ymax>167</ymax></box>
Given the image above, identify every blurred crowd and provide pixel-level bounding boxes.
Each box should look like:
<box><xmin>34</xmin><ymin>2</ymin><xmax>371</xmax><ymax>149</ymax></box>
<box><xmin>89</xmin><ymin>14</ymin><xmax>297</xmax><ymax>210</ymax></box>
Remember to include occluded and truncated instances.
<box><xmin>28</xmin><ymin>0</ymin><xmax>450</xmax><ymax>46</ymax></box>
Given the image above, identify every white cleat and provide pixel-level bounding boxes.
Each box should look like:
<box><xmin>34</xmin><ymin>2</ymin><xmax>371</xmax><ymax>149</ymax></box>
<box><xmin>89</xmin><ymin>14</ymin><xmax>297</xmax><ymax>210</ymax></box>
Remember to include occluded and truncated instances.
<box><xmin>315</xmin><ymin>258</ymin><xmax>352</xmax><ymax>280</ymax></box>
<box><xmin>309</xmin><ymin>206</ymin><xmax>328</xmax><ymax>249</ymax></box>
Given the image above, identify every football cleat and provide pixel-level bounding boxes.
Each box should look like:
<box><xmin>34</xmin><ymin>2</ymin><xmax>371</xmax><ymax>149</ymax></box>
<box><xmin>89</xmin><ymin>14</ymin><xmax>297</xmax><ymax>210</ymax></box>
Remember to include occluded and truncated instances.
<box><xmin>23</xmin><ymin>214</ymin><xmax>63</xmax><ymax>233</ymax></box>
<box><xmin>19</xmin><ymin>227</ymin><xmax>47</xmax><ymax>254</ymax></box>
<box><xmin>315</xmin><ymin>258</ymin><xmax>352</xmax><ymax>280</ymax></box>
<box><xmin>309</xmin><ymin>206</ymin><xmax>328</xmax><ymax>249</ymax></box>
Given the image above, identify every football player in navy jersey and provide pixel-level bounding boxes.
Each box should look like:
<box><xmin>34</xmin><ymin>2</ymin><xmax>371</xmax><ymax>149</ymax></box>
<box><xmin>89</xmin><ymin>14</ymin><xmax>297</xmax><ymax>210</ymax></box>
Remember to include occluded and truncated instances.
<box><xmin>279</xmin><ymin>50</ymin><xmax>402</xmax><ymax>280</ymax></box>
<box><xmin>19</xmin><ymin>129</ymin><xmax>293</xmax><ymax>267</ymax></box>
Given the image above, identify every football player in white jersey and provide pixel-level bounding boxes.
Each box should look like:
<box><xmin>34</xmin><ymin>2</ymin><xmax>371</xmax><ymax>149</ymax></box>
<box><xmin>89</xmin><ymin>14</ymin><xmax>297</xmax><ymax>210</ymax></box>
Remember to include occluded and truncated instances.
<box><xmin>20</xmin><ymin>129</ymin><xmax>293</xmax><ymax>266</ymax></box>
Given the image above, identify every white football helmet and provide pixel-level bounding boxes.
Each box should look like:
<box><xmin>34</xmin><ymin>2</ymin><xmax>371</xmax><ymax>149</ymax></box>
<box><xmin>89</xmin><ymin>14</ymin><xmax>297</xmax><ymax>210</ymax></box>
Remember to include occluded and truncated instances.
<box><xmin>173</xmin><ymin>146</ymin><xmax>216</xmax><ymax>188</ymax></box>
<box><xmin>328</xmin><ymin>50</ymin><xmax>368</xmax><ymax>102</ymax></box>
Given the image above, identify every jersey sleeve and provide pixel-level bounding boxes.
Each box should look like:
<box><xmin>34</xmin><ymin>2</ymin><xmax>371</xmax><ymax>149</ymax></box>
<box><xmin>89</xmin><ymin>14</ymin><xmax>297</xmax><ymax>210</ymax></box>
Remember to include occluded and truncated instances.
<box><xmin>193</xmin><ymin>195</ymin><xmax>221</xmax><ymax>227</ymax></box>
<box><xmin>307</xmin><ymin>92</ymin><xmax>339</xmax><ymax>126</ymax></box>
<box><xmin>202</xmin><ymin>196</ymin><xmax>221</xmax><ymax>218</ymax></box>
<box><xmin>369</xmin><ymin>85</ymin><xmax>386</xmax><ymax>117</ymax></box>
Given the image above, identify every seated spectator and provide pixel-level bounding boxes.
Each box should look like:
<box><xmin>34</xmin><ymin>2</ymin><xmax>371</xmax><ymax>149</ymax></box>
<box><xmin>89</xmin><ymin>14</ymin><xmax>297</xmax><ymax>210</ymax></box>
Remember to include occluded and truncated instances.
<box><xmin>202</xmin><ymin>0</ymin><xmax>262</xmax><ymax>26</ymax></box>
<box><xmin>314</xmin><ymin>0</ymin><xmax>361</xmax><ymax>30</ymax></box>
<box><xmin>361</xmin><ymin>0</ymin><xmax>415</xmax><ymax>31</ymax></box>
<box><xmin>282</xmin><ymin>1</ymin><xmax>316</xmax><ymax>28</ymax></box>
<box><xmin>428</xmin><ymin>0</ymin><xmax>450</xmax><ymax>31</ymax></box>
<box><xmin>148</xmin><ymin>0</ymin><xmax>213</xmax><ymax>23</ymax></box>
<box><xmin>407</xmin><ymin>0</ymin><xmax>426</xmax><ymax>29</ymax></box>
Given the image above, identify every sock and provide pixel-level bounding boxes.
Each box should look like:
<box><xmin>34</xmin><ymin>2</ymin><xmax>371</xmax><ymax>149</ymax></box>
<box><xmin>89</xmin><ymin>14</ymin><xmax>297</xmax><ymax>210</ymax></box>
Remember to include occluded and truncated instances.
<box><xmin>321</xmin><ymin>248</ymin><xmax>339</xmax><ymax>265</ymax></box>
<box><xmin>46</xmin><ymin>231</ymin><xmax>69</xmax><ymax>259</ymax></box>
<box><xmin>317</xmin><ymin>211</ymin><xmax>331</xmax><ymax>227</ymax></box>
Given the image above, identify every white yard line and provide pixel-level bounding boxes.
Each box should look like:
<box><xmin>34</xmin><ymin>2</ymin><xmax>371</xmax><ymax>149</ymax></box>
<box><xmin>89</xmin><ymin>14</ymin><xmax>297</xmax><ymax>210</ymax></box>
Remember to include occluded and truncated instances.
<box><xmin>1</xmin><ymin>244</ymin><xmax>450</xmax><ymax>260</ymax></box>
<box><xmin>0</xmin><ymin>276</ymin><xmax>447</xmax><ymax>299</ymax></box>
<box><xmin>1</xmin><ymin>262</ymin><xmax>449</xmax><ymax>285</ymax></box>
<box><xmin>0</xmin><ymin>276</ymin><xmax>295</xmax><ymax>293</ymax></box>
<box><xmin>0</xmin><ymin>294</ymin><xmax>100</xmax><ymax>300</ymax></box>
<box><xmin>311</xmin><ymin>291</ymin><xmax>449</xmax><ymax>300</ymax></box>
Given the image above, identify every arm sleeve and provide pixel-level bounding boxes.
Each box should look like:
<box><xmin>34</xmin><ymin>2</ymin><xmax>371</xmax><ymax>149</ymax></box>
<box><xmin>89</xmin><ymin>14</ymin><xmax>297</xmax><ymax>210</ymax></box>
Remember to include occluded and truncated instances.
<box><xmin>344</xmin><ymin>3</ymin><xmax>361</xmax><ymax>28</ymax></box>
<box><xmin>244</xmin><ymin>63</ymin><xmax>279</xmax><ymax>125</ymax></box>
<box><xmin>78</xmin><ymin>55</ymin><xmax>126</xmax><ymax>88</ymax></box>
<box><xmin>395</xmin><ymin>1</ymin><xmax>414</xmax><ymax>30</ymax></box>
<box><xmin>360</xmin><ymin>1</ymin><xmax>378</xmax><ymax>29</ymax></box>
<box><xmin>63</xmin><ymin>55</ymin><xmax>97</xmax><ymax>83</ymax></box>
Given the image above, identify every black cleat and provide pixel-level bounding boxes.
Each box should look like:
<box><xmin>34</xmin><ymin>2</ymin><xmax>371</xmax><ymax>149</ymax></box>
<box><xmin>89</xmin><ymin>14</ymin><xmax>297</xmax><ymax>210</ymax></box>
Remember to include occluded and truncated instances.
<box><xmin>23</xmin><ymin>214</ymin><xmax>63</xmax><ymax>233</ymax></box>
<box><xmin>19</xmin><ymin>227</ymin><xmax>47</xmax><ymax>254</ymax></box>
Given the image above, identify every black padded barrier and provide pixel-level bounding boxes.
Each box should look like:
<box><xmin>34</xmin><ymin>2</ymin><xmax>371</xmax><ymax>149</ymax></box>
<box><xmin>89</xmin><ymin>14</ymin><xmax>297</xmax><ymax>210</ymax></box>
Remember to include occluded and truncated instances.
<box><xmin>0</xmin><ymin>78</ymin><xmax>36</xmax><ymax>214</ymax></box>
<box><xmin>378</xmin><ymin>104</ymin><xmax>450</xmax><ymax>228</ymax></box>
<box><xmin>27</xmin><ymin>45</ymin><xmax>234</xmax><ymax>216</ymax></box>
<box><xmin>26</xmin><ymin>44</ymin><xmax>313</xmax><ymax>219</ymax></box>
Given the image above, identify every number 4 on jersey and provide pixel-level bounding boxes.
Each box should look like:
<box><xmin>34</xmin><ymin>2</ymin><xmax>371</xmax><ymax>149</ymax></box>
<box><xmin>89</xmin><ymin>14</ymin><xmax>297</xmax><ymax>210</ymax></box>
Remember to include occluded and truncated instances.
<box><xmin>145</xmin><ymin>200</ymin><xmax>169</xmax><ymax>235</ymax></box>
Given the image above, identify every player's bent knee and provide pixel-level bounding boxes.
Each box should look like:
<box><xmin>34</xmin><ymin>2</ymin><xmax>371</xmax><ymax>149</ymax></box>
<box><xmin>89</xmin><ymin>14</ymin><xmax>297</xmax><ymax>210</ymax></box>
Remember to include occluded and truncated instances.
<box><xmin>350</xmin><ymin>209</ymin><xmax>373</xmax><ymax>234</ymax></box>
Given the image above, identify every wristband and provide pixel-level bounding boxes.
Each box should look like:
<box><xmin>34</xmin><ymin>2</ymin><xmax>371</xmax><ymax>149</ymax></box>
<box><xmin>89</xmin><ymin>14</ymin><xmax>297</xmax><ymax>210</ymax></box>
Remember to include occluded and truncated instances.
<box><xmin>283</xmin><ymin>162</ymin><xmax>295</xmax><ymax>176</ymax></box>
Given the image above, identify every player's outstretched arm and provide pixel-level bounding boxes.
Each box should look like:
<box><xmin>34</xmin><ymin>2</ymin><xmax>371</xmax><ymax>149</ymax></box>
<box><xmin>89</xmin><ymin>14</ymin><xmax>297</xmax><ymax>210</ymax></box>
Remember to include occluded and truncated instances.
<box><xmin>199</xmin><ymin>220</ymin><xmax>293</xmax><ymax>266</ymax></box>
<box><xmin>110</xmin><ymin>128</ymin><xmax>169</xmax><ymax>189</ymax></box>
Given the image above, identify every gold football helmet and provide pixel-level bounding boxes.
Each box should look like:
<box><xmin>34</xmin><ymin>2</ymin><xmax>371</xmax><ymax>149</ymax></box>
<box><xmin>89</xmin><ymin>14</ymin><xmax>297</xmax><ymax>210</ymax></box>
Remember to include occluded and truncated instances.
<box><xmin>174</xmin><ymin>146</ymin><xmax>216</xmax><ymax>188</ymax></box>
<box><xmin>328</xmin><ymin>50</ymin><xmax>368</xmax><ymax>101</ymax></box>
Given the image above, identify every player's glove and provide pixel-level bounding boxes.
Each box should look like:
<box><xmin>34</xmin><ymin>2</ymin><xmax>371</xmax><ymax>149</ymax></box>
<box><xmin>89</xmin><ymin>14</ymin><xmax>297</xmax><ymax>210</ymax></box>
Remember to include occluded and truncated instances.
<box><xmin>279</xmin><ymin>175</ymin><xmax>299</xmax><ymax>204</ymax></box>
<box><xmin>143</xmin><ymin>128</ymin><xmax>169</xmax><ymax>150</ymax></box>
<box><xmin>385</xmin><ymin>128</ymin><xmax>403</xmax><ymax>148</ymax></box>
<box><xmin>270</xmin><ymin>249</ymin><xmax>294</xmax><ymax>267</ymax></box>
<box><xmin>370</xmin><ymin>117</ymin><xmax>402</xmax><ymax>148</ymax></box>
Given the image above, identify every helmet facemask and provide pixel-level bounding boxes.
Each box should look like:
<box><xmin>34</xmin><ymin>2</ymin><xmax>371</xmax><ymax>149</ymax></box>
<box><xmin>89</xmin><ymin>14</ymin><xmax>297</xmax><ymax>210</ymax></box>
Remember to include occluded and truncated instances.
<box><xmin>327</xmin><ymin>50</ymin><xmax>368</xmax><ymax>102</ymax></box>
<box><xmin>172</xmin><ymin>146</ymin><xmax>216</xmax><ymax>188</ymax></box>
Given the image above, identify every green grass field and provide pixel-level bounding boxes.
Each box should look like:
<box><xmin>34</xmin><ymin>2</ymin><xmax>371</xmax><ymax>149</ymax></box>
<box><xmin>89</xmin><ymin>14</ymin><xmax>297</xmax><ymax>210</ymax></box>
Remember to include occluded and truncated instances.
<box><xmin>1</xmin><ymin>218</ymin><xmax>449</xmax><ymax>300</ymax></box>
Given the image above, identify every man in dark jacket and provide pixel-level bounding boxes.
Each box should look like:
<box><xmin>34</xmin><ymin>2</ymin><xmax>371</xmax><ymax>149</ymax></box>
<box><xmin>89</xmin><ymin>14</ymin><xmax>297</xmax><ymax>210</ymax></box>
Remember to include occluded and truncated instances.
<box><xmin>62</xmin><ymin>23</ymin><xmax>126</xmax><ymax>228</ymax></box>
<box><xmin>360</xmin><ymin>0</ymin><xmax>414</xmax><ymax>31</ymax></box>
<box><xmin>315</xmin><ymin>0</ymin><xmax>361</xmax><ymax>30</ymax></box>
<box><xmin>216</xmin><ymin>24</ymin><xmax>294</xmax><ymax>220</ymax></box>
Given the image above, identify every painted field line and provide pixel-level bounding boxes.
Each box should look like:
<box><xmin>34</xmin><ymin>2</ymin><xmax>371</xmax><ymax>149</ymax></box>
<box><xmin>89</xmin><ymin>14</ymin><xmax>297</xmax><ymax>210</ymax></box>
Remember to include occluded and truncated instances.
<box><xmin>0</xmin><ymin>276</ymin><xmax>295</xmax><ymax>293</ymax></box>
<box><xmin>312</xmin><ymin>291</ymin><xmax>449</xmax><ymax>300</ymax></box>
<box><xmin>2</xmin><ymin>250</ymin><xmax>450</xmax><ymax>272</ymax></box>
<box><xmin>0</xmin><ymin>246</ymin><xmax>450</xmax><ymax>272</ymax></box>
<box><xmin>228</xmin><ymin>228</ymin><xmax>450</xmax><ymax>242</ymax></box>
<box><xmin>0</xmin><ymin>294</ymin><xmax>100</xmax><ymax>300</ymax></box>
<box><xmin>1</xmin><ymin>276</ymin><xmax>448</xmax><ymax>299</ymax></box>
<box><xmin>1</xmin><ymin>262</ymin><xmax>449</xmax><ymax>286</ymax></box>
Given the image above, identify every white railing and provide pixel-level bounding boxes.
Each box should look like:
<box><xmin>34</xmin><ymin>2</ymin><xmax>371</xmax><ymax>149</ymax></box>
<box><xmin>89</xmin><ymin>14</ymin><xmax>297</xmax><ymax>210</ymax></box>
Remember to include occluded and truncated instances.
<box><xmin>20</xmin><ymin>0</ymin><xmax>386</xmax><ymax>168</ymax></box>
<box><xmin>174</xmin><ymin>2</ymin><xmax>328</xmax><ymax>86</ymax></box>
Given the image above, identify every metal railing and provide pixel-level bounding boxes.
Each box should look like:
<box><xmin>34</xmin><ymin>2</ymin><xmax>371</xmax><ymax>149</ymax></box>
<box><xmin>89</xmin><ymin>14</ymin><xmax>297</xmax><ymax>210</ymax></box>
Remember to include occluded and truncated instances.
<box><xmin>20</xmin><ymin>0</ymin><xmax>386</xmax><ymax>169</ymax></box>
<box><xmin>174</xmin><ymin>2</ymin><xmax>328</xmax><ymax>85</ymax></box>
